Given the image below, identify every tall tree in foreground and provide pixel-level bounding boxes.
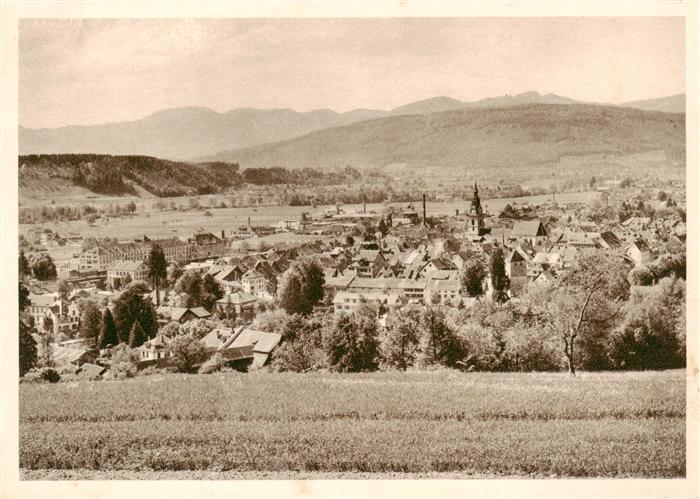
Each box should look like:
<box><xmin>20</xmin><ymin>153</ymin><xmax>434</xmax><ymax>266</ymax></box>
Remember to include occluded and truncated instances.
<box><xmin>490</xmin><ymin>247</ymin><xmax>510</xmax><ymax>304</ymax></box>
<box><xmin>97</xmin><ymin>308</ymin><xmax>120</xmax><ymax>349</ymax></box>
<box><xmin>146</xmin><ymin>243</ymin><xmax>167</xmax><ymax>306</ymax></box>
<box><xmin>279</xmin><ymin>257</ymin><xmax>325</xmax><ymax>316</ymax></box>
<box><xmin>380</xmin><ymin>308</ymin><xmax>421</xmax><ymax>370</ymax></box>
<box><xmin>19</xmin><ymin>281</ymin><xmax>37</xmax><ymax>376</ymax></box>
<box><xmin>526</xmin><ymin>250</ymin><xmax>628</xmax><ymax>375</ymax></box>
<box><xmin>113</xmin><ymin>285</ymin><xmax>158</xmax><ymax>343</ymax></box>
<box><xmin>78</xmin><ymin>301</ymin><xmax>103</xmax><ymax>348</ymax></box>
<box><xmin>324</xmin><ymin>313</ymin><xmax>379</xmax><ymax>372</ymax></box>
<box><xmin>128</xmin><ymin>320</ymin><xmax>146</xmax><ymax>348</ymax></box>
<box><xmin>419</xmin><ymin>305</ymin><xmax>465</xmax><ymax>368</ymax></box>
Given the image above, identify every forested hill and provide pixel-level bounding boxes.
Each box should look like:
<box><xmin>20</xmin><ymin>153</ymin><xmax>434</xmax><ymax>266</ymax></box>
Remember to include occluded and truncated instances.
<box><xmin>204</xmin><ymin>104</ymin><xmax>685</xmax><ymax>170</ymax></box>
<box><xmin>18</xmin><ymin>154</ymin><xmax>367</xmax><ymax>198</ymax></box>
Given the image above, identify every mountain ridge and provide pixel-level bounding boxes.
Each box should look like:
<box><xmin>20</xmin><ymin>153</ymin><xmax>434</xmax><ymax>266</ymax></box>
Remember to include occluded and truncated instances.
<box><xmin>20</xmin><ymin>91</ymin><xmax>685</xmax><ymax>160</ymax></box>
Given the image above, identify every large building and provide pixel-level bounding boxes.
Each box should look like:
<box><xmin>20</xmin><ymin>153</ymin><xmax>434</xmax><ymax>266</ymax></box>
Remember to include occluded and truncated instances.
<box><xmin>78</xmin><ymin>234</ymin><xmax>228</xmax><ymax>271</ymax></box>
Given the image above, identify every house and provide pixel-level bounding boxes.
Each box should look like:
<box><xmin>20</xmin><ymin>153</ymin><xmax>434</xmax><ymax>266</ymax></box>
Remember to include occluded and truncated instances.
<box><xmin>157</xmin><ymin>306</ymin><xmax>211</xmax><ymax>323</ymax></box>
<box><xmin>215</xmin><ymin>292</ymin><xmax>258</xmax><ymax>321</ymax></box>
<box><xmin>626</xmin><ymin>239</ymin><xmax>653</xmax><ymax>268</ymax></box>
<box><xmin>598</xmin><ymin>231</ymin><xmax>622</xmax><ymax>249</ymax></box>
<box><xmin>52</xmin><ymin>345</ymin><xmax>96</xmax><ymax>369</ymax></box>
<box><xmin>505</xmin><ymin>248</ymin><xmax>528</xmax><ymax>278</ymax></box>
<box><xmin>424</xmin><ymin>279</ymin><xmax>462</xmax><ymax>304</ymax></box>
<box><xmin>351</xmin><ymin>250</ymin><xmax>387</xmax><ymax>278</ymax></box>
<box><xmin>107</xmin><ymin>261</ymin><xmax>148</xmax><ymax>288</ymax></box>
<box><xmin>510</xmin><ymin>220</ymin><xmax>548</xmax><ymax>246</ymax></box>
<box><xmin>241</xmin><ymin>270</ymin><xmax>267</xmax><ymax>297</ymax></box>
<box><xmin>136</xmin><ymin>334</ymin><xmax>173</xmax><ymax>362</ymax></box>
<box><xmin>229</xmin><ymin>328</ymin><xmax>282</xmax><ymax>369</ymax></box>
<box><xmin>75</xmin><ymin>363</ymin><xmax>106</xmax><ymax>379</ymax></box>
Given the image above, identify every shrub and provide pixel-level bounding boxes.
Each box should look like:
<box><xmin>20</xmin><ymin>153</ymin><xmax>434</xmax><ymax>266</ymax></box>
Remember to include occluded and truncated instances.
<box><xmin>198</xmin><ymin>353</ymin><xmax>229</xmax><ymax>374</ymax></box>
<box><xmin>23</xmin><ymin>367</ymin><xmax>61</xmax><ymax>384</ymax></box>
<box><xmin>108</xmin><ymin>345</ymin><xmax>139</xmax><ymax>379</ymax></box>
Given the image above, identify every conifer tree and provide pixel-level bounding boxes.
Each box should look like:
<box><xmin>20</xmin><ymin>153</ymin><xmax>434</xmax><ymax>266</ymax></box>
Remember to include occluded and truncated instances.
<box><xmin>97</xmin><ymin>308</ymin><xmax>120</xmax><ymax>349</ymax></box>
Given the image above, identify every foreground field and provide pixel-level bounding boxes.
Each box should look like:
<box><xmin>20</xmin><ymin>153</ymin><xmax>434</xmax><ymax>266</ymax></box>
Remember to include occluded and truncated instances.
<box><xmin>20</xmin><ymin>369</ymin><xmax>685</xmax><ymax>479</ymax></box>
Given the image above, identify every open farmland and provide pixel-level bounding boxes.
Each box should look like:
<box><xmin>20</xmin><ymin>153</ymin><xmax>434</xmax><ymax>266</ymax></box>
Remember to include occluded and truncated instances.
<box><xmin>20</xmin><ymin>369</ymin><xmax>685</xmax><ymax>479</ymax></box>
<box><xmin>19</xmin><ymin>191</ymin><xmax>597</xmax><ymax>248</ymax></box>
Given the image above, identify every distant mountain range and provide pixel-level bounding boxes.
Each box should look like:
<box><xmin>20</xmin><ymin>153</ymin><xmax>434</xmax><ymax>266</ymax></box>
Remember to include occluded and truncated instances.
<box><xmin>204</xmin><ymin>104</ymin><xmax>685</xmax><ymax>170</ymax></box>
<box><xmin>19</xmin><ymin>92</ymin><xmax>685</xmax><ymax>161</ymax></box>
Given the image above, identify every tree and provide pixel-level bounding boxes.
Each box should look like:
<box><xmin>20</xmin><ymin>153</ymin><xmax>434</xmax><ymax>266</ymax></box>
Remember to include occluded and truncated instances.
<box><xmin>159</xmin><ymin>321</ymin><xmax>182</xmax><ymax>338</ymax></box>
<box><xmin>527</xmin><ymin>250</ymin><xmax>628</xmax><ymax>374</ymax></box>
<box><xmin>324</xmin><ymin>313</ymin><xmax>380</xmax><ymax>372</ymax></box>
<box><xmin>113</xmin><ymin>285</ymin><xmax>158</xmax><ymax>343</ymax></box>
<box><xmin>589</xmin><ymin>175</ymin><xmax>597</xmax><ymax>188</ymax></box>
<box><xmin>180</xmin><ymin>318</ymin><xmax>214</xmax><ymax>340</ymax></box>
<box><xmin>279</xmin><ymin>258</ymin><xmax>325</xmax><ymax>316</ymax></box>
<box><xmin>380</xmin><ymin>308</ymin><xmax>421</xmax><ymax>370</ymax></box>
<box><xmin>609</xmin><ymin>277</ymin><xmax>685</xmax><ymax>370</ymax></box>
<box><xmin>146</xmin><ymin>243</ymin><xmax>167</xmax><ymax>306</ymax></box>
<box><xmin>32</xmin><ymin>254</ymin><xmax>57</xmax><ymax>281</ymax></box>
<box><xmin>490</xmin><ymin>247</ymin><xmax>510</xmax><ymax>304</ymax></box>
<box><xmin>78</xmin><ymin>301</ymin><xmax>103</xmax><ymax>348</ymax></box>
<box><xmin>461</xmin><ymin>260</ymin><xmax>486</xmax><ymax>297</ymax></box>
<box><xmin>128</xmin><ymin>320</ymin><xmax>147</xmax><ymax>348</ymax></box>
<box><xmin>19</xmin><ymin>250</ymin><xmax>31</xmax><ymax>279</ymax></box>
<box><xmin>57</xmin><ymin>279</ymin><xmax>72</xmax><ymax>300</ymax></box>
<box><xmin>19</xmin><ymin>281</ymin><xmax>30</xmax><ymax>312</ymax></box>
<box><xmin>280</xmin><ymin>273</ymin><xmax>305</xmax><ymax>315</ymax></box>
<box><xmin>377</xmin><ymin>218</ymin><xmax>389</xmax><ymax>236</ymax></box>
<box><xmin>175</xmin><ymin>271</ymin><xmax>203</xmax><ymax>308</ymax></box>
<box><xmin>19</xmin><ymin>320</ymin><xmax>38</xmax><ymax>376</ymax></box>
<box><xmin>97</xmin><ymin>308</ymin><xmax>119</xmax><ymax>349</ymax></box>
<box><xmin>419</xmin><ymin>305</ymin><xmax>465</xmax><ymax>368</ymax></box>
<box><xmin>169</xmin><ymin>333</ymin><xmax>207</xmax><ymax>373</ymax></box>
<box><xmin>201</xmin><ymin>273</ymin><xmax>224</xmax><ymax>310</ymax></box>
<box><xmin>39</xmin><ymin>316</ymin><xmax>54</xmax><ymax>367</ymax></box>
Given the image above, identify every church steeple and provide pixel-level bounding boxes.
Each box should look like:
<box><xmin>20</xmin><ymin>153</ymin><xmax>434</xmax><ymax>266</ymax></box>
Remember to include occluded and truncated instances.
<box><xmin>470</xmin><ymin>181</ymin><xmax>482</xmax><ymax>215</ymax></box>
<box><xmin>466</xmin><ymin>180</ymin><xmax>485</xmax><ymax>237</ymax></box>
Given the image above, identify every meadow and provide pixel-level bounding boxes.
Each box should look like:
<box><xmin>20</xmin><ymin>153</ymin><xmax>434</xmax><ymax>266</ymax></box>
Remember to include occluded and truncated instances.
<box><xmin>20</xmin><ymin>369</ymin><xmax>685</xmax><ymax>479</ymax></box>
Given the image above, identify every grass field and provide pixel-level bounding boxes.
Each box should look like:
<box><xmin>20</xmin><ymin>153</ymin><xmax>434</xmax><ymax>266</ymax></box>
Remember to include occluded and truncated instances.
<box><xmin>19</xmin><ymin>369</ymin><xmax>685</xmax><ymax>479</ymax></box>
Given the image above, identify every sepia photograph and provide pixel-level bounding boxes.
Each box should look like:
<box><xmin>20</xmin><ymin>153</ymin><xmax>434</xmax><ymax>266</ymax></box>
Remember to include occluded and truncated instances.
<box><xmin>1</xmin><ymin>2</ymin><xmax>698</xmax><ymax>497</ymax></box>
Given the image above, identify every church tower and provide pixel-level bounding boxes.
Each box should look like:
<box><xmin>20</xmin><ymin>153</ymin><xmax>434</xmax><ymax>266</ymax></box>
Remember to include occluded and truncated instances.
<box><xmin>466</xmin><ymin>181</ymin><xmax>486</xmax><ymax>237</ymax></box>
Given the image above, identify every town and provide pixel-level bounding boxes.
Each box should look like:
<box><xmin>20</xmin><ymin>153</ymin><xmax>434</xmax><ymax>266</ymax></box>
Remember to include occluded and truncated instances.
<box><xmin>18</xmin><ymin>176</ymin><xmax>687</xmax><ymax>380</ymax></box>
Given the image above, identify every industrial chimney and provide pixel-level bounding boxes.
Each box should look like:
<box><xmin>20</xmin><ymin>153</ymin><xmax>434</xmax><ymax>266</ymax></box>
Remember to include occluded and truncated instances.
<box><xmin>363</xmin><ymin>194</ymin><xmax>366</xmax><ymax>214</ymax></box>
<box><xmin>422</xmin><ymin>194</ymin><xmax>426</xmax><ymax>226</ymax></box>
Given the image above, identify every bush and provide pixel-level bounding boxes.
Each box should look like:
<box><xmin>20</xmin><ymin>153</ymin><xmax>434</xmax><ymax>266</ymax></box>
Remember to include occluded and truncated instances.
<box><xmin>107</xmin><ymin>345</ymin><xmax>139</xmax><ymax>379</ymax></box>
<box><xmin>198</xmin><ymin>353</ymin><xmax>229</xmax><ymax>374</ymax></box>
<box><xmin>22</xmin><ymin>367</ymin><xmax>61</xmax><ymax>384</ymax></box>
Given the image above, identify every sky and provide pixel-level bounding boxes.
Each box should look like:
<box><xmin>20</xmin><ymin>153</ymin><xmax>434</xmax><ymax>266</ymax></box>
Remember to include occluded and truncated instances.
<box><xmin>19</xmin><ymin>17</ymin><xmax>685</xmax><ymax>129</ymax></box>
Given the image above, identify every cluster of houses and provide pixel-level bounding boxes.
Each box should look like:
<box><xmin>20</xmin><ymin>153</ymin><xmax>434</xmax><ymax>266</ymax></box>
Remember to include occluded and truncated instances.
<box><xmin>23</xmin><ymin>181</ymin><xmax>685</xmax><ymax>379</ymax></box>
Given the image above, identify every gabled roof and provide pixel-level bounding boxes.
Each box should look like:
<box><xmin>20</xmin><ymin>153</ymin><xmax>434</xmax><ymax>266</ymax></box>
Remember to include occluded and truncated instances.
<box><xmin>189</xmin><ymin>307</ymin><xmax>211</xmax><ymax>318</ymax></box>
<box><xmin>230</xmin><ymin>328</ymin><xmax>282</xmax><ymax>354</ymax></box>
<box><xmin>242</xmin><ymin>269</ymin><xmax>264</xmax><ymax>280</ymax></box>
<box><xmin>216</xmin><ymin>292</ymin><xmax>257</xmax><ymax>305</ymax></box>
<box><xmin>511</xmin><ymin>220</ymin><xmax>547</xmax><ymax>237</ymax></box>
<box><xmin>630</xmin><ymin>239</ymin><xmax>651</xmax><ymax>252</ymax></box>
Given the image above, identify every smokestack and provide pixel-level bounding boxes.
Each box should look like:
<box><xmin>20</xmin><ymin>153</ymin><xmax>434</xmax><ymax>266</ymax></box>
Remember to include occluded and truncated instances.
<box><xmin>247</xmin><ymin>216</ymin><xmax>251</xmax><ymax>229</ymax></box>
<box><xmin>221</xmin><ymin>230</ymin><xmax>225</xmax><ymax>239</ymax></box>
<box><xmin>423</xmin><ymin>194</ymin><xmax>426</xmax><ymax>226</ymax></box>
<box><xmin>363</xmin><ymin>194</ymin><xmax>366</xmax><ymax>214</ymax></box>
<box><xmin>456</xmin><ymin>209</ymin><xmax>459</xmax><ymax>216</ymax></box>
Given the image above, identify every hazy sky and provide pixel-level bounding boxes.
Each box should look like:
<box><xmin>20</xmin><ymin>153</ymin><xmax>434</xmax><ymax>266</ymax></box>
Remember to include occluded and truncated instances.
<box><xmin>19</xmin><ymin>17</ymin><xmax>684</xmax><ymax>128</ymax></box>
